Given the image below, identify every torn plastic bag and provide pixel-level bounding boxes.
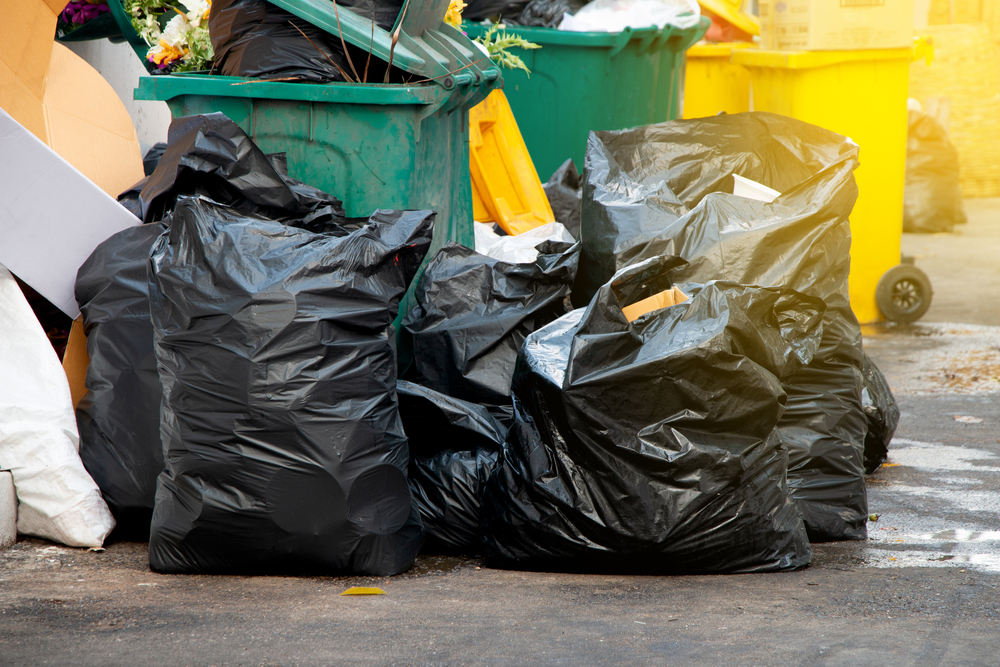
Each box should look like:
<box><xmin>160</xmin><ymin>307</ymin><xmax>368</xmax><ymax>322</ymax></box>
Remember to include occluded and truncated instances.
<box><xmin>518</xmin><ymin>0</ymin><xmax>590</xmax><ymax>27</ymax></box>
<box><xmin>210</xmin><ymin>0</ymin><xmax>352</xmax><ymax>82</ymax></box>
<box><xmin>398</xmin><ymin>381</ymin><xmax>505</xmax><ymax>554</ymax></box>
<box><xmin>147</xmin><ymin>197</ymin><xmax>434</xmax><ymax>575</ymax></box>
<box><xmin>903</xmin><ymin>110</ymin><xmax>966</xmax><ymax>234</ymax></box>
<box><xmin>120</xmin><ymin>113</ymin><xmax>345</xmax><ymax>227</ymax></box>
<box><xmin>578</xmin><ymin>112</ymin><xmax>869</xmax><ymax>542</ymax></box>
<box><xmin>861</xmin><ymin>351</ymin><xmax>899</xmax><ymax>474</ymax></box>
<box><xmin>481</xmin><ymin>256</ymin><xmax>822</xmax><ymax>573</ymax></box>
<box><xmin>0</xmin><ymin>266</ymin><xmax>115</xmax><ymax>548</ymax></box>
<box><xmin>403</xmin><ymin>239</ymin><xmax>580</xmax><ymax>406</ymax></box>
<box><xmin>75</xmin><ymin>224</ymin><xmax>167</xmax><ymax>537</ymax></box>
<box><xmin>542</xmin><ymin>159</ymin><xmax>582</xmax><ymax>238</ymax></box>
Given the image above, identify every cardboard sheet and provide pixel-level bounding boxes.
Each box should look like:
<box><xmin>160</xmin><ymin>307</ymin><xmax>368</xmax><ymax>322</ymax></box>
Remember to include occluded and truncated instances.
<box><xmin>0</xmin><ymin>107</ymin><xmax>140</xmax><ymax>319</ymax></box>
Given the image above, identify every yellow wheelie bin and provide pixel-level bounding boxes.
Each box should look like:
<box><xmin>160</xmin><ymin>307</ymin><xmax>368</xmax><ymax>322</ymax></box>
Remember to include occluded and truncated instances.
<box><xmin>683</xmin><ymin>42</ymin><xmax>752</xmax><ymax>118</ymax></box>
<box><xmin>732</xmin><ymin>40</ymin><xmax>935</xmax><ymax>324</ymax></box>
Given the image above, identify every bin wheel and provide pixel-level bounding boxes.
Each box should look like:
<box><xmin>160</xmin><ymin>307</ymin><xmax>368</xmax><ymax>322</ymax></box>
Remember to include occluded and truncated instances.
<box><xmin>876</xmin><ymin>264</ymin><xmax>933</xmax><ymax>324</ymax></box>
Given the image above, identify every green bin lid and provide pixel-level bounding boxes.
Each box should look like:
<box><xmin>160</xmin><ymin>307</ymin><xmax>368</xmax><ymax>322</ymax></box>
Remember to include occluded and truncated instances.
<box><xmin>268</xmin><ymin>0</ymin><xmax>499</xmax><ymax>90</ymax></box>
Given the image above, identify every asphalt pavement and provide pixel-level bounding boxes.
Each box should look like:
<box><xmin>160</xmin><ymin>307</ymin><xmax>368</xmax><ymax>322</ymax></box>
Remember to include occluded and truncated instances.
<box><xmin>1</xmin><ymin>201</ymin><xmax>999</xmax><ymax>667</ymax></box>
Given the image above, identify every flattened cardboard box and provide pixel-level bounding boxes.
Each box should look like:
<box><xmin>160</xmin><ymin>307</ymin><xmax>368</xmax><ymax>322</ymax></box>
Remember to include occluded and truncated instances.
<box><xmin>760</xmin><ymin>0</ymin><xmax>914</xmax><ymax>51</ymax></box>
<box><xmin>0</xmin><ymin>107</ymin><xmax>140</xmax><ymax>319</ymax></box>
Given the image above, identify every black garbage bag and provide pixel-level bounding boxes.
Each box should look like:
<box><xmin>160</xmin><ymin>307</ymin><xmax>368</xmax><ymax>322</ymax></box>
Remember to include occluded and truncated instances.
<box><xmin>210</xmin><ymin>0</ymin><xmax>352</xmax><ymax>82</ymax></box>
<box><xmin>481</xmin><ymin>256</ymin><xmax>824</xmax><ymax>573</ymax></box>
<box><xmin>120</xmin><ymin>113</ymin><xmax>346</xmax><ymax>227</ymax></box>
<box><xmin>542</xmin><ymin>158</ymin><xmax>582</xmax><ymax>238</ymax></box>
<box><xmin>861</xmin><ymin>352</ymin><xmax>899</xmax><ymax>474</ymax></box>
<box><xmin>337</xmin><ymin>0</ymin><xmax>404</xmax><ymax>30</ymax></box>
<box><xmin>518</xmin><ymin>0</ymin><xmax>590</xmax><ymax>27</ymax></box>
<box><xmin>578</xmin><ymin>112</ymin><xmax>869</xmax><ymax>541</ymax></box>
<box><xmin>75</xmin><ymin>223</ymin><xmax>167</xmax><ymax>537</ymax></box>
<box><xmin>403</xmin><ymin>239</ymin><xmax>580</xmax><ymax>406</ymax></box>
<box><xmin>398</xmin><ymin>381</ymin><xmax>505</xmax><ymax>554</ymax></box>
<box><xmin>410</xmin><ymin>449</ymin><xmax>499</xmax><ymax>555</ymax></box>
<box><xmin>464</xmin><ymin>0</ymin><xmax>530</xmax><ymax>21</ymax></box>
<box><xmin>147</xmin><ymin>197</ymin><xmax>434</xmax><ymax>575</ymax></box>
<box><xmin>142</xmin><ymin>142</ymin><xmax>168</xmax><ymax>177</ymax></box>
<box><xmin>903</xmin><ymin>110</ymin><xmax>966</xmax><ymax>234</ymax></box>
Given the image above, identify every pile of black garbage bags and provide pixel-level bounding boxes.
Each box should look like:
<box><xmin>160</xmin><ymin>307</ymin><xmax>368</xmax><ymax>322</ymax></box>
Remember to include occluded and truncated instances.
<box><xmin>75</xmin><ymin>111</ymin><xmax>898</xmax><ymax>578</ymax></box>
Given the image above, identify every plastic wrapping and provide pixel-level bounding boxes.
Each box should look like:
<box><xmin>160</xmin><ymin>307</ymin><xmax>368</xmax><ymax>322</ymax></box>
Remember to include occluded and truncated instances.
<box><xmin>120</xmin><ymin>113</ymin><xmax>345</xmax><ymax>227</ymax></box>
<box><xmin>903</xmin><ymin>110</ymin><xmax>967</xmax><ymax>234</ymax></box>
<box><xmin>861</xmin><ymin>352</ymin><xmax>900</xmax><ymax>475</ymax></box>
<box><xmin>403</xmin><ymin>239</ymin><xmax>580</xmax><ymax>405</ymax></box>
<box><xmin>559</xmin><ymin>0</ymin><xmax>700</xmax><ymax>31</ymax></box>
<box><xmin>579</xmin><ymin>112</ymin><xmax>869</xmax><ymax>541</ymax></box>
<box><xmin>147</xmin><ymin>197</ymin><xmax>434</xmax><ymax>575</ymax></box>
<box><xmin>542</xmin><ymin>159</ymin><xmax>582</xmax><ymax>238</ymax></box>
<box><xmin>482</xmin><ymin>256</ymin><xmax>823</xmax><ymax>573</ymax></box>
<box><xmin>75</xmin><ymin>224</ymin><xmax>167</xmax><ymax>536</ymax></box>
<box><xmin>210</xmin><ymin>0</ymin><xmax>352</xmax><ymax>82</ymax></box>
<box><xmin>398</xmin><ymin>381</ymin><xmax>505</xmax><ymax>554</ymax></box>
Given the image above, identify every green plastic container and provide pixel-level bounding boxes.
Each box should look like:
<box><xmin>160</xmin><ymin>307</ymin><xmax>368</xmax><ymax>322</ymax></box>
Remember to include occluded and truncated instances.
<box><xmin>135</xmin><ymin>73</ymin><xmax>499</xmax><ymax>345</ymax></box>
<box><xmin>465</xmin><ymin>19</ymin><xmax>709</xmax><ymax>178</ymax></box>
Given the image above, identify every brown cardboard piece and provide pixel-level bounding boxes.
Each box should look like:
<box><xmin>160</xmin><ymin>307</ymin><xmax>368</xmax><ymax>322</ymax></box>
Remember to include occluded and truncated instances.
<box><xmin>759</xmin><ymin>0</ymin><xmax>915</xmax><ymax>51</ymax></box>
<box><xmin>622</xmin><ymin>287</ymin><xmax>690</xmax><ymax>323</ymax></box>
<box><xmin>0</xmin><ymin>0</ymin><xmax>145</xmax><ymax>406</ymax></box>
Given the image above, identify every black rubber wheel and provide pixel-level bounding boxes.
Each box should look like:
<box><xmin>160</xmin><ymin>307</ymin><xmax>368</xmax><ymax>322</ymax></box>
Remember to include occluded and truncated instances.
<box><xmin>875</xmin><ymin>264</ymin><xmax>933</xmax><ymax>324</ymax></box>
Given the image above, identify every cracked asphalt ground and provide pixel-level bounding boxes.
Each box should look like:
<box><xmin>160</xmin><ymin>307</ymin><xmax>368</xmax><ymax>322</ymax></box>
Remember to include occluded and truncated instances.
<box><xmin>2</xmin><ymin>201</ymin><xmax>999</xmax><ymax>666</ymax></box>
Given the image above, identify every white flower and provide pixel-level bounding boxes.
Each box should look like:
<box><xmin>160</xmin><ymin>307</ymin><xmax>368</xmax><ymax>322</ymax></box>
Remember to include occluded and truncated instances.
<box><xmin>181</xmin><ymin>0</ymin><xmax>211</xmax><ymax>27</ymax></box>
<box><xmin>160</xmin><ymin>13</ymin><xmax>192</xmax><ymax>47</ymax></box>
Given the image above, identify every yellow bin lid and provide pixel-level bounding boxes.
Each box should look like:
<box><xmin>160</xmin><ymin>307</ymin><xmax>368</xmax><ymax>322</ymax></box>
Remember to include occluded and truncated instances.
<box><xmin>687</xmin><ymin>41</ymin><xmax>753</xmax><ymax>58</ymax></box>
<box><xmin>698</xmin><ymin>0</ymin><xmax>759</xmax><ymax>37</ymax></box>
<box><xmin>732</xmin><ymin>39</ymin><xmax>932</xmax><ymax>69</ymax></box>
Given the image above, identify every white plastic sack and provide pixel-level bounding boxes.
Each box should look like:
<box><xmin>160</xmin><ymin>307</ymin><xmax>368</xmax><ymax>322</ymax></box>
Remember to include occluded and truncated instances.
<box><xmin>473</xmin><ymin>221</ymin><xmax>576</xmax><ymax>264</ymax></box>
<box><xmin>559</xmin><ymin>0</ymin><xmax>701</xmax><ymax>31</ymax></box>
<box><xmin>0</xmin><ymin>265</ymin><xmax>114</xmax><ymax>548</ymax></box>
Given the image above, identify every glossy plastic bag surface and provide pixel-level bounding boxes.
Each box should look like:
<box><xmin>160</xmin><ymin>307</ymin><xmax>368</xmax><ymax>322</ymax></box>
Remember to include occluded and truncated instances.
<box><xmin>399</xmin><ymin>380</ymin><xmax>506</xmax><ymax>555</ymax></box>
<box><xmin>481</xmin><ymin>256</ymin><xmax>822</xmax><ymax>573</ymax></box>
<box><xmin>404</xmin><ymin>239</ymin><xmax>580</xmax><ymax>405</ymax></box>
<box><xmin>75</xmin><ymin>223</ymin><xmax>166</xmax><ymax>536</ymax></box>
<box><xmin>861</xmin><ymin>351</ymin><xmax>899</xmax><ymax>474</ymax></box>
<box><xmin>147</xmin><ymin>197</ymin><xmax>433</xmax><ymax>575</ymax></box>
<box><xmin>578</xmin><ymin>112</ymin><xmax>869</xmax><ymax>541</ymax></box>
<box><xmin>120</xmin><ymin>113</ymin><xmax>346</xmax><ymax>226</ymax></box>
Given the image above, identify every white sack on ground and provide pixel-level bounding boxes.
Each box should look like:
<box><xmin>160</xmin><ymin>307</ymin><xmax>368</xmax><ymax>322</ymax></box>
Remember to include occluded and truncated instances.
<box><xmin>0</xmin><ymin>265</ymin><xmax>114</xmax><ymax>548</ymax></box>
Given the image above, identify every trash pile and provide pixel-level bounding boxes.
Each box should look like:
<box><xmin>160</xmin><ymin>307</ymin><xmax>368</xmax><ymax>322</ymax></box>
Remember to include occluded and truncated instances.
<box><xmin>903</xmin><ymin>107</ymin><xmax>967</xmax><ymax>234</ymax></box>
<box><xmin>1</xmin><ymin>35</ymin><xmax>902</xmax><ymax>575</ymax></box>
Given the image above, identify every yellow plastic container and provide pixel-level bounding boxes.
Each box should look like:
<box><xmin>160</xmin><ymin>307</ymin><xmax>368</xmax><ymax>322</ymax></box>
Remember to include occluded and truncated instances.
<box><xmin>682</xmin><ymin>42</ymin><xmax>752</xmax><ymax>119</ymax></box>
<box><xmin>732</xmin><ymin>43</ymin><xmax>930</xmax><ymax>324</ymax></box>
<box><xmin>469</xmin><ymin>89</ymin><xmax>554</xmax><ymax>236</ymax></box>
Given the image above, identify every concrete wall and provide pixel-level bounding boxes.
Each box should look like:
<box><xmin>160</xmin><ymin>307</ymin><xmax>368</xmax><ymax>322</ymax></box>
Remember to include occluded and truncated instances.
<box><xmin>66</xmin><ymin>40</ymin><xmax>171</xmax><ymax>154</ymax></box>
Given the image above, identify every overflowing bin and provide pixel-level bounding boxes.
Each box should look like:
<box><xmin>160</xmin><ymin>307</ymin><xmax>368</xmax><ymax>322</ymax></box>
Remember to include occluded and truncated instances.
<box><xmin>732</xmin><ymin>41</ymin><xmax>935</xmax><ymax>324</ymax></box>
<box><xmin>465</xmin><ymin>19</ymin><xmax>709</xmax><ymax>177</ymax></box>
<box><xmin>136</xmin><ymin>0</ymin><xmax>501</xmax><ymax>322</ymax></box>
